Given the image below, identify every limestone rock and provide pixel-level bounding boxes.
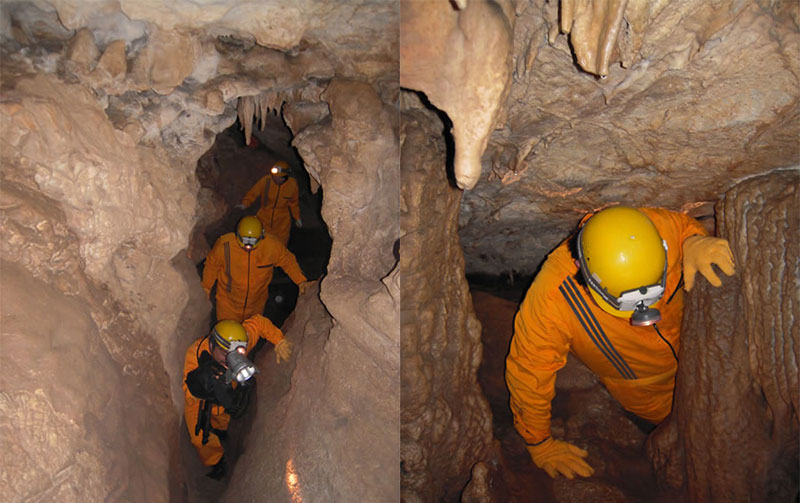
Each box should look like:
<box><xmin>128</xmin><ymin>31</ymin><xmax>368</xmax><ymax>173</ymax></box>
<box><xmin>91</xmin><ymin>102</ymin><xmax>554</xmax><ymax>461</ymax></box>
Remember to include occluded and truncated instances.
<box><xmin>0</xmin><ymin>73</ymin><xmax>203</xmax><ymax>372</ymax></box>
<box><xmin>400</xmin><ymin>0</ymin><xmax>513</xmax><ymax>190</ymax></box>
<box><xmin>647</xmin><ymin>168</ymin><xmax>800</xmax><ymax>502</ymax></box>
<box><xmin>131</xmin><ymin>28</ymin><xmax>199</xmax><ymax>94</ymax></box>
<box><xmin>461</xmin><ymin>462</ymin><xmax>494</xmax><ymax>503</ymax></box>
<box><xmin>93</xmin><ymin>39</ymin><xmax>126</xmax><ymax>77</ymax></box>
<box><xmin>65</xmin><ymin>27</ymin><xmax>99</xmax><ymax>68</ymax></box>
<box><xmin>400</xmin><ymin>93</ymin><xmax>495</xmax><ymax>501</ymax></box>
<box><xmin>459</xmin><ymin>0</ymin><xmax>800</xmax><ymax>277</ymax></box>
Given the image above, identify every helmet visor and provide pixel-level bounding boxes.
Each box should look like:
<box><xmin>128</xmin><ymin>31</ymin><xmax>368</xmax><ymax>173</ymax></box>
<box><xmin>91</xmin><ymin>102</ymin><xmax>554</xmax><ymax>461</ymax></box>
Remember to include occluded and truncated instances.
<box><xmin>240</xmin><ymin>236</ymin><xmax>260</xmax><ymax>248</ymax></box>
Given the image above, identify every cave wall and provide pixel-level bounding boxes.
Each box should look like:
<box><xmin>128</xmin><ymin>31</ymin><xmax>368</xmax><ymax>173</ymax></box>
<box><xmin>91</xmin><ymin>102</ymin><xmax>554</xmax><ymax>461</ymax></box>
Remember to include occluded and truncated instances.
<box><xmin>1</xmin><ymin>1</ymin><xmax>398</xmax><ymax>501</ymax></box>
<box><xmin>0</xmin><ymin>65</ymin><xmax>205</xmax><ymax>503</ymax></box>
<box><xmin>648</xmin><ymin>168</ymin><xmax>800</xmax><ymax>502</ymax></box>
<box><xmin>400</xmin><ymin>92</ymin><xmax>495</xmax><ymax>502</ymax></box>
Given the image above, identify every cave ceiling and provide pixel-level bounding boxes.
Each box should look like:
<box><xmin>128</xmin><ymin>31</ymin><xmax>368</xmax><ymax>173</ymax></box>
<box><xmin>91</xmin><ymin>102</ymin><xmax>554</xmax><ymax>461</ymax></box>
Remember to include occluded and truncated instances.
<box><xmin>1</xmin><ymin>0</ymin><xmax>398</xmax><ymax>166</ymax></box>
<box><xmin>458</xmin><ymin>0</ymin><xmax>800</xmax><ymax>277</ymax></box>
<box><xmin>2</xmin><ymin>0</ymin><xmax>798</xmax><ymax>281</ymax></box>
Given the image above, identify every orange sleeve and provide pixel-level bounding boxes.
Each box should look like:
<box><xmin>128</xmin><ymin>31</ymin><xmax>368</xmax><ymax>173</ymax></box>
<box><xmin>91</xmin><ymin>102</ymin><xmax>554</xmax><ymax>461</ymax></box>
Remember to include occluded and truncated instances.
<box><xmin>272</xmin><ymin>238</ymin><xmax>307</xmax><ymax>285</ymax></box>
<box><xmin>201</xmin><ymin>237</ymin><xmax>225</xmax><ymax>297</ymax></box>
<box><xmin>242</xmin><ymin>314</ymin><xmax>284</xmax><ymax>349</ymax></box>
<box><xmin>242</xmin><ymin>176</ymin><xmax>267</xmax><ymax>207</ymax></box>
<box><xmin>640</xmin><ymin>207</ymin><xmax>709</xmax><ymax>267</ymax></box>
<box><xmin>505</xmin><ymin>261</ymin><xmax>571</xmax><ymax>445</ymax></box>
<box><xmin>182</xmin><ymin>338</ymin><xmax>203</xmax><ymax>394</ymax></box>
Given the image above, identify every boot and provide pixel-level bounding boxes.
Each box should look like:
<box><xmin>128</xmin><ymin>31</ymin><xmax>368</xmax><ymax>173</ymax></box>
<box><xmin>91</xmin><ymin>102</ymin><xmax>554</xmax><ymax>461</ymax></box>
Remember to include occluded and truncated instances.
<box><xmin>206</xmin><ymin>456</ymin><xmax>226</xmax><ymax>480</ymax></box>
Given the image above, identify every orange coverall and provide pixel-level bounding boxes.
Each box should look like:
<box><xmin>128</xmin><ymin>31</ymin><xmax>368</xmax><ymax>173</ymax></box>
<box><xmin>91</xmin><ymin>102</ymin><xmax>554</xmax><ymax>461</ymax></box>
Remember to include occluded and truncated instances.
<box><xmin>241</xmin><ymin>175</ymin><xmax>300</xmax><ymax>246</ymax></box>
<box><xmin>202</xmin><ymin>232</ymin><xmax>307</xmax><ymax>323</ymax></box>
<box><xmin>506</xmin><ymin>208</ymin><xmax>707</xmax><ymax>445</ymax></box>
<box><xmin>183</xmin><ymin>314</ymin><xmax>284</xmax><ymax>466</ymax></box>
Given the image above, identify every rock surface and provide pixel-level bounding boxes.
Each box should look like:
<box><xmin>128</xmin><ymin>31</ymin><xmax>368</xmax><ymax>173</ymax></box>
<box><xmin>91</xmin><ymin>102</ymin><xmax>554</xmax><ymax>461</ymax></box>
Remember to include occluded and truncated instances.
<box><xmin>1</xmin><ymin>1</ymin><xmax>398</xmax><ymax>501</ymax></box>
<box><xmin>456</xmin><ymin>0</ymin><xmax>800</xmax><ymax>277</ymax></box>
<box><xmin>648</xmin><ymin>168</ymin><xmax>800</xmax><ymax>502</ymax></box>
<box><xmin>400</xmin><ymin>0</ymin><xmax>513</xmax><ymax>190</ymax></box>
<box><xmin>400</xmin><ymin>93</ymin><xmax>496</xmax><ymax>502</ymax></box>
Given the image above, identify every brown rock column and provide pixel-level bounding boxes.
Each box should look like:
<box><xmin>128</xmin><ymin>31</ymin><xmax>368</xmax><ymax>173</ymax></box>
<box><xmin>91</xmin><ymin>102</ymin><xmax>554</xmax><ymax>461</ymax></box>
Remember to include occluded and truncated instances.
<box><xmin>400</xmin><ymin>94</ymin><xmax>495</xmax><ymax>502</ymax></box>
<box><xmin>648</xmin><ymin>168</ymin><xmax>800</xmax><ymax>502</ymax></box>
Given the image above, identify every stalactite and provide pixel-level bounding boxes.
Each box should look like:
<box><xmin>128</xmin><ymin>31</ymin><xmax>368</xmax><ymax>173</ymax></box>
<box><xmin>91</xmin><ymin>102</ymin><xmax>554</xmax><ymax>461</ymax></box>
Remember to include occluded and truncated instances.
<box><xmin>237</xmin><ymin>91</ymin><xmax>285</xmax><ymax>144</ymax></box>
<box><xmin>237</xmin><ymin>95</ymin><xmax>255</xmax><ymax>145</ymax></box>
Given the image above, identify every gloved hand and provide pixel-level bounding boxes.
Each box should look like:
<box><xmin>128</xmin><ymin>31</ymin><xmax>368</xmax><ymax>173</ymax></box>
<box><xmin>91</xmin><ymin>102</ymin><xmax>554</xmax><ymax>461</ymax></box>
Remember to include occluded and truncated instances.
<box><xmin>234</xmin><ymin>203</ymin><xmax>246</xmax><ymax>211</ymax></box>
<box><xmin>298</xmin><ymin>281</ymin><xmax>313</xmax><ymax>296</ymax></box>
<box><xmin>275</xmin><ymin>339</ymin><xmax>292</xmax><ymax>364</ymax></box>
<box><xmin>295</xmin><ymin>218</ymin><xmax>303</xmax><ymax>228</ymax></box>
<box><xmin>527</xmin><ymin>438</ymin><xmax>594</xmax><ymax>479</ymax></box>
<box><xmin>683</xmin><ymin>235</ymin><xmax>735</xmax><ymax>291</ymax></box>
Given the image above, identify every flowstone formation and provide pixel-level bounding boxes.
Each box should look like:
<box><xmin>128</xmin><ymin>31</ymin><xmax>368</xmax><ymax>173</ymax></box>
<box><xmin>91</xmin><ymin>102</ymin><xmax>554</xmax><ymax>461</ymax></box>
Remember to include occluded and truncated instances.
<box><xmin>648</xmin><ymin>168</ymin><xmax>800</xmax><ymax>502</ymax></box>
<box><xmin>400</xmin><ymin>92</ymin><xmax>495</xmax><ymax>502</ymax></box>
<box><xmin>458</xmin><ymin>0</ymin><xmax>800</xmax><ymax>277</ymax></box>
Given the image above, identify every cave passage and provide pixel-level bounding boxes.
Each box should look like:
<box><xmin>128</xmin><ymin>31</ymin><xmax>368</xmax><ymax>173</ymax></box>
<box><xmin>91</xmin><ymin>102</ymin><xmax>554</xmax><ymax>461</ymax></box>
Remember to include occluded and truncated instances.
<box><xmin>180</xmin><ymin>112</ymin><xmax>333</xmax><ymax>498</ymax></box>
<box><xmin>193</xmin><ymin>114</ymin><xmax>332</xmax><ymax>329</ymax></box>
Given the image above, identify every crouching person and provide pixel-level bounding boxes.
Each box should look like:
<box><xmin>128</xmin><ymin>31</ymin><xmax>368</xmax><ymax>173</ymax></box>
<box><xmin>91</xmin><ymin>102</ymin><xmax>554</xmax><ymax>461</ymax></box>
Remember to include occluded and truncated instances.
<box><xmin>183</xmin><ymin>315</ymin><xmax>292</xmax><ymax>479</ymax></box>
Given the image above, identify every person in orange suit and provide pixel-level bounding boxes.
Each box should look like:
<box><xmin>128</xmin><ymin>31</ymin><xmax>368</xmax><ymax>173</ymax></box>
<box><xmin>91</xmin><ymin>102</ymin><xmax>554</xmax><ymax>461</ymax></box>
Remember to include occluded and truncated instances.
<box><xmin>506</xmin><ymin>206</ymin><xmax>735</xmax><ymax>479</ymax></box>
<box><xmin>202</xmin><ymin>216</ymin><xmax>310</xmax><ymax>323</ymax></box>
<box><xmin>184</xmin><ymin>316</ymin><xmax>292</xmax><ymax>479</ymax></box>
<box><xmin>236</xmin><ymin>160</ymin><xmax>301</xmax><ymax>246</ymax></box>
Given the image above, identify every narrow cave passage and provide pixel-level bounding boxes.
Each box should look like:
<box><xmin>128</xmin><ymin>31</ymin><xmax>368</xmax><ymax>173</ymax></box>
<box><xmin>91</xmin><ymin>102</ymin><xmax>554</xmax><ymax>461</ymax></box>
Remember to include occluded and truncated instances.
<box><xmin>190</xmin><ymin>114</ymin><xmax>332</xmax><ymax>329</ymax></box>
<box><xmin>180</xmin><ymin>112</ymin><xmax>333</xmax><ymax>498</ymax></box>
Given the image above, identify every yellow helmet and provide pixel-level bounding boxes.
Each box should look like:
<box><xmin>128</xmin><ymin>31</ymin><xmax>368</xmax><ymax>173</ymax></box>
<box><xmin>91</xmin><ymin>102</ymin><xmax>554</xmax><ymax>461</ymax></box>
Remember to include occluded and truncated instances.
<box><xmin>577</xmin><ymin>206</ymin><xmax>667</xmax><ymax>324</ymax></box>
<box><xmin>236</xmin><ymin>216</ymin><xmax>264</xmax><ymax>250</ymax></box>
<box><xmin>270</xmin><ymin>160</ymin><xmax>289</xmax><ymax>177</ymax></box>
<box><xmin>210</xmin><ymin>320</ymin><xmax>248</xmax><ymax>352</ymax></box>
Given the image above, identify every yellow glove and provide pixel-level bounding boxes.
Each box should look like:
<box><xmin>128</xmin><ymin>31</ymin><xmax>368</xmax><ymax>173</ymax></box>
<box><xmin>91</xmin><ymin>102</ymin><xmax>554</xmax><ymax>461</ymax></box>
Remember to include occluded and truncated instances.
<box><xmin>527</xmin><ymin>438</ymin><xmax>594</xmax><ymax>479</ymax></box>
<box><xmin>683</xmin><ymin>235</ymin><xmax>735</xmax><ymax>291</ymax></box>
<box><xmin>275</xmin><ymin>339</ymin><xmax>292</xmax><ymax>364</ymax></box>
<box><xmin>298</xmin><ymin>281</ymin><xmax>313</xmax><ymax>296</ymax></box>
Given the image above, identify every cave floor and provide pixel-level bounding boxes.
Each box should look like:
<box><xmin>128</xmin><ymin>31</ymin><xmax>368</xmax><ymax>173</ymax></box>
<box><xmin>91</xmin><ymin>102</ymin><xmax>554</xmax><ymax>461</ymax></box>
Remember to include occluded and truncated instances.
<box><xmin>471</xmin><ymin>288</ymin><xmax>686</xmax><ymax>503</ymax></box>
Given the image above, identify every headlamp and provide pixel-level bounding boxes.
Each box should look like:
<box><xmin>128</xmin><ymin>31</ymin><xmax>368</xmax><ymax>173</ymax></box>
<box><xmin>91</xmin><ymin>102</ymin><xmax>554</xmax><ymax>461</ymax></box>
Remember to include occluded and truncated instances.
<box><xmin>225</xmin><ymin>342</ymin><xmax>258</xmax><ymax>383</ymax></box>
<box><xmin>240</xmin><ymin>236</ymin><xmax>259</xmax><ymax>248</ymax></box>
<box><xmin>577</xmin><ymin>232</ymin><xmax>668</xmax><ymax>326</ymax></box>
<box><xmin>270</xmin><ymin>165</ymin><xmax>288</xmax><ymax>177</ymax></box>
